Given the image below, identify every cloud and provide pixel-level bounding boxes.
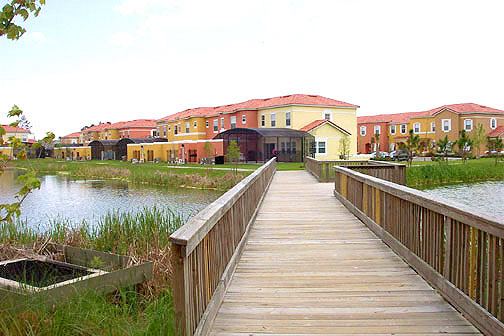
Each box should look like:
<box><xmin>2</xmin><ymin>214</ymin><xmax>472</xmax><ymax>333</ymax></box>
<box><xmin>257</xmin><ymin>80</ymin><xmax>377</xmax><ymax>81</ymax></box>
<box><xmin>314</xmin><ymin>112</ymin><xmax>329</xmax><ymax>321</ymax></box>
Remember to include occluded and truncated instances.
<box><xmin>25</xmin><ymin>31</ymin><xmax>46</xmax><ymax>42</ymax></box>
<box><xmin>110</xmin><ymin>31</ymin><xmax>135</xmax><ymax>47</ymax></box>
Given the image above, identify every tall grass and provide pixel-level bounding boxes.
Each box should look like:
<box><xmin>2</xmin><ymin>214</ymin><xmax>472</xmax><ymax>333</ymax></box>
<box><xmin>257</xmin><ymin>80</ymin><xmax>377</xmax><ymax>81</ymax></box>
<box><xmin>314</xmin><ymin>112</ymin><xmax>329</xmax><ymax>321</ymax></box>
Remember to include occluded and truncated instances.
<box><xmin>407</xmin><ymin>161</ymin><xmax>504</xmax><ymax>189</ymax></box>
<box><xmin>0</xmin><ymin>206</ymin><xmax>185</xmax><ymax>335</ymax></box>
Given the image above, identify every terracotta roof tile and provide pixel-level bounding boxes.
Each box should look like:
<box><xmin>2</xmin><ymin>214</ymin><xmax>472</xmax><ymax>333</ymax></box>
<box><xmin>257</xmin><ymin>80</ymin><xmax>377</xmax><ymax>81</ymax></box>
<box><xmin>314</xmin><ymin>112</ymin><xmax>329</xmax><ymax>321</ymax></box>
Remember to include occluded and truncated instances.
<box><xmin>358</xmin><ymin>111</ymin><xmax>427</xmax><ymax>124</ymax></box>
<box><xmin>488</xmin><ymin>126</ymin><xmax>504</xmax><ymax>137</ymax></box>
<box><xmin>424</xmin><ymin>103</ymin><xmax>504</xmax><ymax>116</ymax></box>
<box><xmin>300</xmin><ymin>119</ymin><xmax>351</xmax><ymax>135</ymax></box>
<box><xmin>1</xmin><ymin>125</ymin><xmax>31</xmax><ymax>133</ymax></box>
<box><xmin>108</xmin><ymin>119</ymin><xmax>157</xmax><ymax>129</ymax></box>
<box><xmin>62</xmin><ymin>131</ymin><xmax>81</xmax><ymax>138</ymax></box>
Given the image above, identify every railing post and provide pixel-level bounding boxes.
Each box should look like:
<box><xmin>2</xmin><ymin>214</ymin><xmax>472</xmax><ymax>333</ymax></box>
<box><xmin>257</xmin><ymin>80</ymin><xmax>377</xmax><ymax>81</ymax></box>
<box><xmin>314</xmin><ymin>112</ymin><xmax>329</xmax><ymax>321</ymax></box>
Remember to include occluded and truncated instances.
<box><xmin>171</xmin><ymin>243</ymin><xmax>188</xmax><ymax>336</ymax></box>
<box><xmin>443</xmin><ymin>217</ymin><xmax>452</xmax><ymax>280</ymax></box>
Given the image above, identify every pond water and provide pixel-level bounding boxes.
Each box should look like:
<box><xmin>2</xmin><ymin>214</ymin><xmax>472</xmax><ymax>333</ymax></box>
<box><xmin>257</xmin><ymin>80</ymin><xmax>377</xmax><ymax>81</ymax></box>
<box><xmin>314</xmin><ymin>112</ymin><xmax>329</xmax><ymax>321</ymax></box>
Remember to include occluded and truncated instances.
<box><xmin>0</xmin><ymin>169</ymin><xmax>223</xmax><ymax>231</ymax></box>
<box><xmin>424</xmin><ymin>181</ymin><xmax>504</xmax><ymax>220</ymax></box>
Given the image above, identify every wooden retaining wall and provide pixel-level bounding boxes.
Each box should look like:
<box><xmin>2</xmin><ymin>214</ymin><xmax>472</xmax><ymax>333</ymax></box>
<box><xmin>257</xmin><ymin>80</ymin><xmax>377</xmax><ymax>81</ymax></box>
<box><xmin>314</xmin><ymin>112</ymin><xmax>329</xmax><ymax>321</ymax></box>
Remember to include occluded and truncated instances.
<box><xmin>169</xmin><ymin>158</ymin><xmax>277</xmax><ymax>336</ymax></box>
<box><xmin>306</xmin><ymin>157</ymin><xmax>406</xmax><ymax>185</ymax></box>
<box><xmin>333</xmin><ymin>165</ymin><xmax>504</xmax><ymax>336</ymax></box>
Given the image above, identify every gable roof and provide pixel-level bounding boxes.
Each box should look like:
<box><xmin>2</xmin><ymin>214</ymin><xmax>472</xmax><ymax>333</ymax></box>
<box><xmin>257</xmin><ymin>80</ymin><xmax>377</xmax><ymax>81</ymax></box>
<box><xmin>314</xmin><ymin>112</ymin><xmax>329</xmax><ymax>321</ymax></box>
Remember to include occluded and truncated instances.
<box><xmin>62</xmin><ymin>131</ymin><xmax>81</xmax><ymax>138</ymax></box>
<box><xmin>158</xmin><ymin>94</ymin><xmax>359</xmax><ymax>122</ymax></box>
<box><xmin>108</xmin><ymin>119</ymin><xmax>157</xmax><ymax>129</ymax></box>
<box><xmin>1</xmin><ymin>125</ymin><xmax>31</xmax><ymax>133</ymax></box>
<box><xmin>82</xmin><ymin>122</ymin><xmax>112</xmax><ymax>133</ymax></box>
<box><xmin>300</xmin><ymin>119</ymin><xmax>351</xmax><ymax>135</ymax></box>
<box><xmin>358</xmin><ymin>111</ymin><xmax>427</xmax><ymax>124</ymax></box>
<box><xmin>423</xmin><ymin>103</ymin><xmax>504</xmax><ymax>116</ymax></box>
<box><xmin>489</xmin><ymin>126</ymin><xmax>504</xmax><ymax>137</ymax></box>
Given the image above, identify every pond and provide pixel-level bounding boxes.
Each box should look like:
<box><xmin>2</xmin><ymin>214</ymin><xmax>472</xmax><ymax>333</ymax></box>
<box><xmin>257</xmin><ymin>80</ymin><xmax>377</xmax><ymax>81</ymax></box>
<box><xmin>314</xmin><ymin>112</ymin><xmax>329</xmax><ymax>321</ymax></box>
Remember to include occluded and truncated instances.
<box><xmin>0</xmin><ymin>169</ymin><xmax>223</xmax><ymax>231</ymax></box>
<box><xmin>425</xmin><ymin>181</ymin><xmax>504</xmax><ymax>220</ymax></box>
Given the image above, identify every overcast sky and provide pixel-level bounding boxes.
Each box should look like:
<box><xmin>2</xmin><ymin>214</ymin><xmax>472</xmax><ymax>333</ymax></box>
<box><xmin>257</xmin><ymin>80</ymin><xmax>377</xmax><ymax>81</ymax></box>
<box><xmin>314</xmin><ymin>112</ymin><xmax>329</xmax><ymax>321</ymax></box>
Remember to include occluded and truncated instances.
<box><xmin>1</xmin><ymin>0</ymin><xmax>503</xmax><ymax>138</ymax></box>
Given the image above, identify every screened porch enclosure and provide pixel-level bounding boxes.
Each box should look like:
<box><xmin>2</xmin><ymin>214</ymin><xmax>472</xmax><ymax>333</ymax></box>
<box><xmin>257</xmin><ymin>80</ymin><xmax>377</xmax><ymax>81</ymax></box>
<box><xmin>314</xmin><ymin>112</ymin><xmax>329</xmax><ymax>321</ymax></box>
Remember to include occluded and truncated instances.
<box><xmin>214</xmin><ymin>128</ymin><xmax>314</xmax><ymax>163</ymax></box>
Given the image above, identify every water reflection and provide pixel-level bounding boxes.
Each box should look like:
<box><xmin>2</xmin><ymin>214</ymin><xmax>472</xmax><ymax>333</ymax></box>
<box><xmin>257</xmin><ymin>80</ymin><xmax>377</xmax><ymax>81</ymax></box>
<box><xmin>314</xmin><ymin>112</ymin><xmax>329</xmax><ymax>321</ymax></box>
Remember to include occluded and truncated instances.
<box><xmin>425</xmin><ymin>181</ymin><xmax>504</xmax><ymax>219</ymax></box>
<box><xmin>0</xmin><ymin>169</ymin><xmax>223</xmax><ymax>231</ymax></box>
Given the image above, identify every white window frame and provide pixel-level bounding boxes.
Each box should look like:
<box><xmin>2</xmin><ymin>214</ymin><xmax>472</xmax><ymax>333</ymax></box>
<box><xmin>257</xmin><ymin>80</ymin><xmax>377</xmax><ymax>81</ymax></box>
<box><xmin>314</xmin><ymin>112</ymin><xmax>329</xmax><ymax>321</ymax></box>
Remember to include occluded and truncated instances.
<box><xmin>193</xmin><ymin>120</ymin><xmax>197</xmax><ymax>128</ymax></box>
<box><xmin>220</xmin><ymin>117</ymin><xmax>224</xmax><ymax>131</ymax></box>
<box><xmin>230</xmin><ymin>116</ymin><xmax>237</xmax><ymax>129</ymax></box>
<box><xmin>360</xmin><ymin>126</ymin><xmax>366</xmax><ymax>136</ymax></box>
<box><xmin>213</xmin><ymin>119</ymin><xmax>218</xmax><ymax>133</ymax></box>
<box><xmin>413</xmin><ymin>123</ymin><xmax>420</xmax><ymax>134</ymax></box>
<box><xmin>490</xmin><ymin>117</ymin><xmax>497</xmax><ymax>129</ymax></box>
<box><xmin>374</xmin><ymin>125</ymin><xmax>381</xmax><ymax>135</ymax></box>
<box><xmin>163</xmin><ymin>126</ymin><xmax>167</xmax><ymax>137</ymax></box>
<box><xmin>286</xmin><ymin>112</ymin><xmax>291</xmax><ymax>127</ymax></box>
<box><xmin>442</xmin><ymin>119</ymin><xmax>451</xmax><ymax>132</ymax></box>
<box><xmin>430</xmin><ymin>122</ymin><xmax>435</xmax><ymax>132</ymax></box>
<box><xmin>242</xmin><ymin>114</ymin><xmax>246</xmax><ymax>124</ymax></box>
<box><xmin>271</xmin><ymin>113</ymin><xmax>276</xmax><ymax>127</ymax></box>
<box><xmin>464</xmin><ymin>119</ymin><xmax>473</xmax><ymax>131</ymax></box>
<box><xmin>400</xmin><ymin>124</ymin><xmax>407</xmax><ymax>134</ymax></box>
<box><xmin>322</xmin><ymin>109</ymin><xmax>332</xmax><ymax>121</ymax></box>
<box><xmin>168</xmin><ymin>125</ymin><xmax>171</xmax><ymax>132</ymax></box>
<box><xmin>261</xmin><ymin>114</ymin><xmax>265</xmax><ymax>127</ymax></box>
<box><xmin>390</xmin><ymin>125</ymin><xmax>396</xmax><ymax>135</ymax></box>
<box><xmin>316</xmin><ymin>139</ymin><xmax>327</xmax><ymax>156</ymax></box>
<box><xmin>185</xmin><ymin>122</ymin><xmax>190</xmax><ymax>133</ymax></box>
<box><xmin>206</xmin><ymin>120</ymin><xmax>209</xmax><ymax>128</ymax></box>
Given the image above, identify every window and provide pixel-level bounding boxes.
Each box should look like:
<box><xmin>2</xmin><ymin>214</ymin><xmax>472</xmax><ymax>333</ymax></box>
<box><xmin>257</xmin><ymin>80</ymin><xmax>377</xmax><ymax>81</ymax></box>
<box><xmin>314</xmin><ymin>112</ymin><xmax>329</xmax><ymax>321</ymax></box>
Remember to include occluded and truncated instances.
<box><xmin>442</xmin><ymin>119</ymin><xmax>451</xmax><ymax>132</ymax></box>
<box><xmin>286</xmin><ymin>112</ymin><xmax>291</xmax><ymax>127</ymax></box>
<box><xmin>491</xmin><ymin>117</ymin><xmax>497</xmax><ymax>129</ymax></box>
<box><xmin>374</xmin><ymin>125</ymin><xmax>381</xmax><ymax>135</ymax></box>
<box><xmin>242</xmin><ymin>114</ymin><xmax>246</xmax><ymax>124</ymax></box>
<box><xmin>464</xmin><ymin>119</ymin><xmax>473</xmax><ymax>131</ymax></box>
<box><xmin>174</xmin><ymin>125</ymin><xmax>178</xmax><ymax>135</ymax></box>
<box><xmin>220</xmin><ymin>117</ymin><xmax>224</xmax><ymax>130</ymax></box>
<box><xmin>127</xmin><ymin>130</ymin><xmax>130</xmax><ymax>137</ymax></box>
<box><xmin>317</xmin><ymin>141</ymin><xmax>326</xmax><ymax>154</ymax></box>
<box><xmin>193</xmin><ymin>120</ymin><xmax>197</xmax><ymax>128</ymax></box>
<box><xmin>261</xmin><ymin>114</ymin><xmax>265</xmax><ymax>127</ymax></box>
<box><xmin>185</xmin><ymin>122</ymin><xmax>190</xmax><ymax>133</ymax></box>
<box><xmin>163</xmin><ymin>127</ymin><xmax>167</xmax><ymax>137</ymax></box>
<box><xmin>431</xmin><ymin>122</ymin><xmax>435</xmax><ymax>132</ymax></box>
<box><xmin>413</xmin><ymin>123</ymin><xmax>420</xmax><ymax>133</ymax></box>
<box><xmin>213</xmin><ymin>119</ymin><xmax>218</xmax><ymax>132</ymax></box>
<box><xmin>230</xmin><ymin>116</ymin><xmax>237</xmax><ymax>129</ymax></box>
<box><xmin>168</xmin><ymin>125</ymin><xmax>171</xmax><ymax>132</ymax></box>
<box><xmin>324</xmin><ymin>113</ymin><xmax>331</xmax><ymax>120</ymax></box>
<box><xmin>360</xmin><ymin>126</ymin><xmax>366</xmax><ymax>136</ymax></box>
<box><xmin>206</xmin><ymin>120</ymin><xmax>209</xmax><ymax>128</ymax></box>
<box><xmin>400</xmin><ymin>124</ymin><xmax>407</xmax><ymax>134</ymax></box>
<box><xmin>390</xmin><ymin>125</ymin><xmax>396</xmax><ymax>135</ymax></box>
<box><xmin>271</xmin><ymin>113</ymin><xmax>276</xmax><ymax>127</ymax></box>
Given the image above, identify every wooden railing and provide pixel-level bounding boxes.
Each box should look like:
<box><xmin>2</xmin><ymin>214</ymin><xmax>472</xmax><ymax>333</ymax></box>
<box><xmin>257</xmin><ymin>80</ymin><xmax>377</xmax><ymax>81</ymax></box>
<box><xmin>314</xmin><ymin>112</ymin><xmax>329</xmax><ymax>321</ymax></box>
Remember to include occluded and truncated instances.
<box><xmin>333</xmin><ymin>166</ymin><xmax>504</xmax><ymax>336</ymax></box>
<box><xmin>169</xmin><ymin>158</ymin><xmax>277</xmax><ymax>335</ymax></box>
<box><xmin>306</xmin><ymin>157</ymin><xmax>406</xmax><ymax>185</ymax></box>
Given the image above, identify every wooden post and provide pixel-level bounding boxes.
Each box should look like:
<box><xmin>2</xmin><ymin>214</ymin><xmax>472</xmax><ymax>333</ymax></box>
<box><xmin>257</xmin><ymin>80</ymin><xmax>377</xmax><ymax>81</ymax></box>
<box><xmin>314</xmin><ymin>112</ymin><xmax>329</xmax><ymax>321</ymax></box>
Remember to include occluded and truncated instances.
<box><xmin>443</xmin><ymin>218</ymin><xmax>452</xmax><ymax>281</ymax></box>
<box><xmin>171</xmin><ymin>243</ymin><xmax>187</xmax><ymax>336</ymax></box>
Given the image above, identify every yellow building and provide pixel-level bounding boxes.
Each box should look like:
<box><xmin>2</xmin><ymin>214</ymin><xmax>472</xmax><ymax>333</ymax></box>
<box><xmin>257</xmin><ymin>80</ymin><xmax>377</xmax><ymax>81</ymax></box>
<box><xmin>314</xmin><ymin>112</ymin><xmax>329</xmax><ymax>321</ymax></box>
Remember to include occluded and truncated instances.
<box><xmin>0</xmin><ymin>146</ymin><xmax>14</xmax><ymax>159</ymax></box>
<box><xmin>1</xmin><ymin>124</ymin><xmax>34</xmax><ymax>144</ymax></box>
<box><xmin>54</xmin><ymin>146</ymin><xmax>91</xmax><ymax>160</ymax></box>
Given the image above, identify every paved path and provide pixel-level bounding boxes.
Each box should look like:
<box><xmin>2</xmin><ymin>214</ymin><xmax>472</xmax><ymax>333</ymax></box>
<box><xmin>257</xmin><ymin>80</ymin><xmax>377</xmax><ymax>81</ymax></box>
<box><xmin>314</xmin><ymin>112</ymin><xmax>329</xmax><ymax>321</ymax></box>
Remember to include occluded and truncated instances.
<box><xmin>209</xmin><ymin>171</ymin><xmax>481</xmax><ymax>335</ymax></box>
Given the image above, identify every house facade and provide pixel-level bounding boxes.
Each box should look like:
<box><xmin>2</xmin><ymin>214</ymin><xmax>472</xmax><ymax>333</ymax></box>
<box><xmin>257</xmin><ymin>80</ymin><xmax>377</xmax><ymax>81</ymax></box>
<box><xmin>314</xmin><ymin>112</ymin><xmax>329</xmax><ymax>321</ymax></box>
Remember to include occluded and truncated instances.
<box><xmin>61</xmin><ymin>131</ymin><xmax>81</xmax><ymax>144</ymax></box>
<box><xmin>357</xmin><ymin>103</ymin><xmax>504</xmax><ymax>155</ymax></box>
<box><xmin>1</xmin><ymin>125</ymin><xmax>33</xmax><ymax>144</ymax></box>
<box><xmin>128</xmin><ymin>94</ymin><xmax>359</xmax><ymax>163</ymax></box>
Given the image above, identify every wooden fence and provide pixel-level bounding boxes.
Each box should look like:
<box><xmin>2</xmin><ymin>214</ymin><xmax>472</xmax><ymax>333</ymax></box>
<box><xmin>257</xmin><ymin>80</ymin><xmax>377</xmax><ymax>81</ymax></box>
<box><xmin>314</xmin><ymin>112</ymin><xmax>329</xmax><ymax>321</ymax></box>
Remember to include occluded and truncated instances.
<box><xmin>333</xmin><ymin>166</ymin><xmax>504</xmax><ymax>336</ymax></box>
<box><xmin>169</xmin><ymin>158</ymin><xmax>277</xmax><ymax>335</ymax></box>
<box><xmin>306</xmin><ymin>157</ymin><xmax>406</xmax><ymax>184</ymax></box>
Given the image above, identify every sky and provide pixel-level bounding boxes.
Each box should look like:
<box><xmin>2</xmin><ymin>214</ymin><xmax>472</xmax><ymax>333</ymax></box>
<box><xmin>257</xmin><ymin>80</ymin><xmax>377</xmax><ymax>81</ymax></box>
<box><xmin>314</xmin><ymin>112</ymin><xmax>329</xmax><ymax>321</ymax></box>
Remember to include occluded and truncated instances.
<box><xmin>1</xmin><ymin>0</ymin><xmax>504</xmax><ymax>139</ymax></box>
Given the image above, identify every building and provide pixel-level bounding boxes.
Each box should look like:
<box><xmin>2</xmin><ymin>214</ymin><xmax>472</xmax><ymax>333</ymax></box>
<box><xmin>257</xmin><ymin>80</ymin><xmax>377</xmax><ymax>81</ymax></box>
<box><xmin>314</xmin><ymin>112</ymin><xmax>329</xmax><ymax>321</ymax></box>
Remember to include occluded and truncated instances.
<box><xmin>79</xmin><ymin>119</ymin><xmax>157</xmax><ymax>144</ymax></box>
<box><xmin>139</xmin><ymin>94</ymin><xmax>359</xmax><ymax>163</ymax></box>
<box><xmin>61</xmin><ymin>131</ymin><xmax>81</xmax><ymax>144</ymax></box>
<box><xmin>54</xmin><ymin>145</ymin><xmax>91</xmax><ymax>160</ymax></box>
<box><xmin>357</xmin><ymin>103</ymin><xmax>504</xmax><ymax>155</ymax></box>
<box><xmin>1</xmin><ymin>124</ymin><xmax>34</xmax><ymax>144</ymax></box>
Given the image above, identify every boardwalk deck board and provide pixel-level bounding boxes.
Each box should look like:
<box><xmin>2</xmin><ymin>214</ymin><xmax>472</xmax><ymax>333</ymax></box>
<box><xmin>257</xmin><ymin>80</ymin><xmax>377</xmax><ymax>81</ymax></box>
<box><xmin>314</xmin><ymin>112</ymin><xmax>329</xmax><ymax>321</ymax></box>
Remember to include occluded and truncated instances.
<box><xmin>208</xmin><ymin>171</ymin><xmax>482</xmax><ymax>335</ymax></box>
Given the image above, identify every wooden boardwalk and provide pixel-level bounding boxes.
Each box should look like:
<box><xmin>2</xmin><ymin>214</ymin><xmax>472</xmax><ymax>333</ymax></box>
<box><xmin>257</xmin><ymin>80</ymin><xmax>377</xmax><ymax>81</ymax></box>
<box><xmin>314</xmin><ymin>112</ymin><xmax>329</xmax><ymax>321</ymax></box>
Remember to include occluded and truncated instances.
<box><xmin>209</xmin><ymin>171</ymin><xmax>481</xmax><ymax>335</ymax></box>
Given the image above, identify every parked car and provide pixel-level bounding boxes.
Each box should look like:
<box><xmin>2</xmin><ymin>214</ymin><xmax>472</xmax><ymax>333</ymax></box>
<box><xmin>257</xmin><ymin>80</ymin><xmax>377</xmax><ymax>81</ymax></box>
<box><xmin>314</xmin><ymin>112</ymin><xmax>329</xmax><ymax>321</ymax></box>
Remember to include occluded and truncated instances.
<box><xmin>370</xmin><ymin>151</ymin><xmax>390</xmax><ymax>159</ymax></box>
<box><xmin>390</xmin><ymin>150</ymin><xmax>409</xmax><ymax>161</ymax></box>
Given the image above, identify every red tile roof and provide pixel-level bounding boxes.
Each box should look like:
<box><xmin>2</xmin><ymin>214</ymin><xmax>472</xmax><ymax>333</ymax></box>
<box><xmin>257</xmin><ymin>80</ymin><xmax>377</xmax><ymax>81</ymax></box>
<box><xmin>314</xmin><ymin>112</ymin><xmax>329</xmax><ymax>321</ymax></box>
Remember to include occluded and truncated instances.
<box><xmin>358</xmin><ymin>111</ymin><xmax>427</xmax><ymax>124</ymax></box>
<box><xmin>62</xmin><ymin>131</ymin><xmax>81</xmax><ymax>138</ymax></box>
<box><xmin>423</xmin><ymin>103</ymin><xmax>504</xmax><ymax>116</ymax></box>
<box><xmin>159</xmin><ymin>94</ymin><xmax>359</xmax><ymax>122</ymax></box>
<box><xmin>108</xmin><ymin>119</ymin><xmax>157</xmax><ymax>129</ymax></box>
<box><xmin>300</xmin><ymin>119</ymin><xmax>351</xmax><ymax>135</ymax></box>
<box><xmin>82</xmin><ymin>122</ymin><xmax>112</xmax><ymax>133</ymax></box>
<box><xmin>1</xmin><ymin>124</ymin><xmax>31</xmax><ymax>133</ymax></box>
<box><xmin>489</xmin><ymin>126</ymin><xmax>504</xmax><ymax>137</ymax></box>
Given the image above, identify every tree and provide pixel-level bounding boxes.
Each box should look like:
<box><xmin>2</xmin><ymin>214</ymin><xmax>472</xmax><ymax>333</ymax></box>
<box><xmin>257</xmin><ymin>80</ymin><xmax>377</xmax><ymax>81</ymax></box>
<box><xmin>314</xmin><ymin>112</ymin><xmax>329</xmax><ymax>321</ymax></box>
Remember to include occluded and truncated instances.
<box><xmin>471</xmin><ymin>123</ymin><xmax>486</xmax><ymax>158</ymax></box>
<box><xmin>405</xmin><ymin>129</ymin><xmax>419</xmax><ymax>167</ymax></box>
<box><xmin>437</xmin><ymin>135</ymin><xmax>452</xmax><ymax>162</ymax></box>
<box><xmin>374</xmin><ymin>131</ymin><xmax>380</xmax><ymax>153</ymax></box>
<box><xmin>487</xmin><ymin>136</ymin><xmax>503</xmax><ymax>166</ymax></box>
<box><xmin>456</xmin><ymin>130</ymin><xmax>473</xmax><ymax>163</ymax></box>
<box><xmin>203</xmin><ymin>141</ymin><xmax>214</xmax><ymax>173</ymax></box>
<box><xmin>1</xmin><ymin>0</ymin><xmax>45</xmax><ymax>40</ymax></box>
<box><xmin>338</xmin><ymin>136</ymin><xmax>350</xmax><ymax>160</ymax></box>
<box><xmin>226</xmin><ymin>140</ymin><xmax>241</xmax><ymax>174</ymax></box>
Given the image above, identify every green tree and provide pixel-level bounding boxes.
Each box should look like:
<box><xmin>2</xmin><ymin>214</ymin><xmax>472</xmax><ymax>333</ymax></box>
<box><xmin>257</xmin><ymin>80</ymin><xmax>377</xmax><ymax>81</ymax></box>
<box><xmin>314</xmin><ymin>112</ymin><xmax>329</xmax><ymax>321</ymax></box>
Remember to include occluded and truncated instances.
<box><xmin>203</xmin><ymin>141</ymin><xmax>214</xmax><ymax>174</ymax></box>
<box><xmin>437</xmin><ymin>135</ymin><xmax>452</xmax><ymax>162</ymax></box>
<box><xmin>456</xmin><ymin>130</ymin><xmax>473</xmax><ymax>163</ymax></box>
<box><xmin>471</xmin><ymin>123</ymin><xmax>486</xmax><ymax>158</ymax></box>
<box><xmin>226</xmin><ymin>140</ymin><xmax>241</xmax><ymax>174</ymax></box>
<box><xmin>405</xmin><ymin>129</ymin><xmax>419</xmax><ymax>167</ymax></box>
<box><xmin>338</xmin><ymin>136</ymin><xmax>350</xmax><ymax>160</ymax></box>
<box><xmin>1</xmin><ymin>0</ymin><xmax>45</xmax><ymax>40</ymax></box>
<box><xmin>487</xmin><ymin>136</ymin><xmax>503</xmax><ymax>166</ymax></box>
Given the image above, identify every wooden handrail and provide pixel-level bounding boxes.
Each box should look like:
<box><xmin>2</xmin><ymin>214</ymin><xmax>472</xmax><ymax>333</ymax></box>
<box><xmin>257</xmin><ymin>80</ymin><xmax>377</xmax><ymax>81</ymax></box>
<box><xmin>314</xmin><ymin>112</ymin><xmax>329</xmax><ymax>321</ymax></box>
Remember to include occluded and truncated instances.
<box><xmin>333</xmin><ymin>165</ymin><xmax>504</xmax><ymax>336</ymax></box>
<box><xmin>169</xmin><ymin>158</ymin><xmax>277</xmax><ymax>335</ymax></box>
<box><xmin>305</xmin><ymin>157</ymin><xmax>406</xmax><ymax>184</ymax></box>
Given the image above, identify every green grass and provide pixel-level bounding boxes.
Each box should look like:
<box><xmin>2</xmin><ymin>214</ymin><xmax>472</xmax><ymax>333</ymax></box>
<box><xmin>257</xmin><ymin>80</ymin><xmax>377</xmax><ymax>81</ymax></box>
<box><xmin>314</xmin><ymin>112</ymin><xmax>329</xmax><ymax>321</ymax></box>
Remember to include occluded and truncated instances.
<box><xmin>407</xmin><ymin>158</ymin><xmax>504</xmax><ymax>189</ymax></box>
<box><xmin>0</xmin><ymin>206</ymin><xmax>185</xmax><ymax>335</ymax></box>
<box><xmin>9</xmin><ymin>159</ymin><xmax>249</xmax><ymax>191</ymax></box>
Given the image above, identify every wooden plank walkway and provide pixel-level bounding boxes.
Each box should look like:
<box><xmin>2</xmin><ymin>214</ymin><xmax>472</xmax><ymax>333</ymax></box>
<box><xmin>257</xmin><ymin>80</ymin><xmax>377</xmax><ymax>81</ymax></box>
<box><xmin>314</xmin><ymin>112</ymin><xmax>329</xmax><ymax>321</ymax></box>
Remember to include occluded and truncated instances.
<box><xmin>209</xmin><ymin>171</ymin><xmax>481</xmax><ymax>335</ymax></box>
